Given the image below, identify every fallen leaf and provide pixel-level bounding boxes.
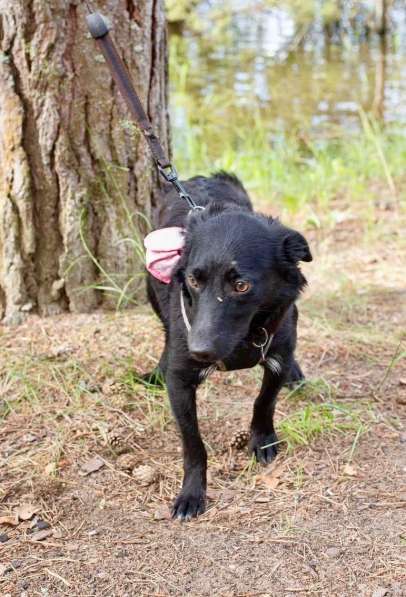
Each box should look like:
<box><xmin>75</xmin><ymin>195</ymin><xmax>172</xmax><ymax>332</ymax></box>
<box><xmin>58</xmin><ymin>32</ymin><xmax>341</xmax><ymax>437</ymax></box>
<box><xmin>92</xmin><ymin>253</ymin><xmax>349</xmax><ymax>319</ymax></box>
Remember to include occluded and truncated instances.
<box><xmin>399</xmin><ymin>378</ymin><xmax>406</xmax><ymax>386</ymax></box>
<box><xmin>44</xmin><ymin>462</ymin><xmax>56</xmax><ymax>476</ymax></box>
<box><xmin>31</xmin><ymin>529</ymin><xmax>53</xmax><ymax>542</ymax></box>
<box><xmin>257</xmin><ymin>461</ymin><xmax>285</xmax><ymax>490</ymax></box>
<box><xmin>221</xmin><ymin>489</ymin><xmax>235</xmax><ymax>502</ymax></box>
<box><xmin>153</xmin><ymin>506</ymin><xmax>171</xmax><ymax>521</ymax></box>
<box><xmin>206</xmin><ymin>489</ymin><xmax>221</xmax><ymax>501</ymax></box>
<box><xmin>0</xmin><ymin>515</ymin><xmax>19</xmax><ymax>527</ymax></box>
<box><xmin>262</xmin><ymin>475</ymin><xmax>280</xmax><ymax>490</ymax></box>
<box><xmin>343</xmin><ymin>463</ymin><xmax>358</xmax><ymax>476</ymax></box>
<box><xmin>372</xmin><ymin>588</ymin><xmax>389</xmax><ymax>597</ymax></box>
<box><xmin>51</xmin><ymin>344</ymin><xmax>74</xmax><ymax>358</ymax></box>
<box><xmin>79</xmin><ymin>456</ymin><xmax>105</xmax><ymax>476</ymax></box>
<box><xmin>17</xmin><ymin>504</ymin><xmax>37</xmax><ymax>521</ymax></box>
<box><xmin>22</xmin><ymin>433</ymin><xmax>37</xmax><ymax>443</ymax></box>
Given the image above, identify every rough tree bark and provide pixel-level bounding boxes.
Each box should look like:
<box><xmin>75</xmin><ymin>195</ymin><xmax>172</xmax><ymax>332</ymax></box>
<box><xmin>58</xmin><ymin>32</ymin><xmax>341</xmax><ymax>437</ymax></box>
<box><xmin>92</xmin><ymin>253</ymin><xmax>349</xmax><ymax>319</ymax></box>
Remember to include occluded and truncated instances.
<box><xmin>0</xmin><ymin>0</ymin><xmax>169</xmax><ymax>324</ymax></box>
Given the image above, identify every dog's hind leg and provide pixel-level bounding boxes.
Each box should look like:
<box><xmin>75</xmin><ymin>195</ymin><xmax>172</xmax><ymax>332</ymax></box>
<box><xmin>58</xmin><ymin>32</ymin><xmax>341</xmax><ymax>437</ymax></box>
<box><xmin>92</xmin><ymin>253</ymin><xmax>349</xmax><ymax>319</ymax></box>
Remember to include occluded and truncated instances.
<box><xmin>285</xmin><ymin>359</ymin><xmax>305</xmax><ymax>387</ymax></box>
<box><xmin>138</xmin><ymin>345</ymin><xmax>168</xmax><ymax>387</ymax></box>
<box><xmin>249</xmin><ymin>364</ymin><xmax>285</xmax><ymax>465</ymax></box>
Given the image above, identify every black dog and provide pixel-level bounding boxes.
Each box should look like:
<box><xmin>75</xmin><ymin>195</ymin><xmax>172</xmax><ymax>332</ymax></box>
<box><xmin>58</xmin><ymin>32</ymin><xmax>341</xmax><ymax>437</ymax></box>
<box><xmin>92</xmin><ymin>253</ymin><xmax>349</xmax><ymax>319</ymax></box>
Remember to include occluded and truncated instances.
<box><xmin>146</xmin><ymin>172</ymin><xmax>312</xmax><ymax>520</ymax></box>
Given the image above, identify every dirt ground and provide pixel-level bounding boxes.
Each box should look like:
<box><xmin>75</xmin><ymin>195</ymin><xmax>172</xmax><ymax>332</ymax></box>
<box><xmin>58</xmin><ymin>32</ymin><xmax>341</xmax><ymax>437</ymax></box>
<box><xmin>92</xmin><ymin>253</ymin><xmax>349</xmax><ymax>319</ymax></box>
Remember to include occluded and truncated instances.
<box><xmin>1</xmin><ymin>203</ymin><xmax>405</xmax><ymax>596</ymax></box>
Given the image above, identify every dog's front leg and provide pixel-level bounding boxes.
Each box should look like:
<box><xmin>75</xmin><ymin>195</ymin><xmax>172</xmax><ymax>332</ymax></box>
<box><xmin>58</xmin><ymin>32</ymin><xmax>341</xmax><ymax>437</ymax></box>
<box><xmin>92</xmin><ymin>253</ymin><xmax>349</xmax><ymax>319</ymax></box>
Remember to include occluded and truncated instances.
<box><xmin>250</xmin><ymin>364</ymin><xmax>286</xmax><ymax>465</ymax></box>
<box><xmin>166</xmin><ymin>369</ymin><xmax>207</xmax><ymax>520</ymax></box>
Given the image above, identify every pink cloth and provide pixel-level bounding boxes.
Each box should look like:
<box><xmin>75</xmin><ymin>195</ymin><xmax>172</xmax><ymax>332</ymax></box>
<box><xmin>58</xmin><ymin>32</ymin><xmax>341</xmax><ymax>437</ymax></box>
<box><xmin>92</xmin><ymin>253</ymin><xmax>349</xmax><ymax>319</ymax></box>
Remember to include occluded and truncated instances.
<box><xmin>144</xmin><ymin>227</ymin><xmax>185</xmax><ymax>284</ymax></box>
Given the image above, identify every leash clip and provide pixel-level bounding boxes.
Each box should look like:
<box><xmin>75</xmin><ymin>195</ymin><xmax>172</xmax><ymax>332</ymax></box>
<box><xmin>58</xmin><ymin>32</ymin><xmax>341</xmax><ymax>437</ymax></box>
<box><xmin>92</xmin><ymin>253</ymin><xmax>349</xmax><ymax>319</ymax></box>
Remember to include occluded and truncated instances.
<box><xmin>158</xmin><ymin>164</ymin><xmax>203</xmax><ymax>211</ymax></box>
<box><xmin>157</xmin><ymin>163</ymin><xmax>178</xmax><ymax>183</ymax></box>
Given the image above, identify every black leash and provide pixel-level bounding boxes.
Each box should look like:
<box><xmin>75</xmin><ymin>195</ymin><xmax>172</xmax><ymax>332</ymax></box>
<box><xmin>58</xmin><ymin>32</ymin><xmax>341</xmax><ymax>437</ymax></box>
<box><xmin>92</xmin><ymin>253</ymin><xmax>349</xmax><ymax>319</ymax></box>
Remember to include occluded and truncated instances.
<box><xmin>85</xmin><ymin>6</ymin><xmax>201</xmax><ymax>211</ymax></box>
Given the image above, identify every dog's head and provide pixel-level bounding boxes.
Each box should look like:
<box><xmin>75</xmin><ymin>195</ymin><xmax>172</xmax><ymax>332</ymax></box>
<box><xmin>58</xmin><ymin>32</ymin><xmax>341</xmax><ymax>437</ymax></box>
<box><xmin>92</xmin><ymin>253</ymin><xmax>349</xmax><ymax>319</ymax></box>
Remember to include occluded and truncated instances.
<box><xmin>176</xmin><ymin>209</ymin><xmax>312</xmax><ymax>364</ymax></box>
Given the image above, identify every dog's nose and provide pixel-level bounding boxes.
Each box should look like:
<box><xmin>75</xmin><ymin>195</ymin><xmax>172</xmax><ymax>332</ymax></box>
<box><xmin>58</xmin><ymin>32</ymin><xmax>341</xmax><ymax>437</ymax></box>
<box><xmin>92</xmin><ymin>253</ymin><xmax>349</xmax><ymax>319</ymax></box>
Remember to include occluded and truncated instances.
<box><xmin>189</xmin><ymin>338</ymin><xmax>217</xmax><ymax>362</ymax></box>
<box><xmin>189</xmin><ymin>349</ymin><xmax>217</xmax><ymax>363</ymax></box>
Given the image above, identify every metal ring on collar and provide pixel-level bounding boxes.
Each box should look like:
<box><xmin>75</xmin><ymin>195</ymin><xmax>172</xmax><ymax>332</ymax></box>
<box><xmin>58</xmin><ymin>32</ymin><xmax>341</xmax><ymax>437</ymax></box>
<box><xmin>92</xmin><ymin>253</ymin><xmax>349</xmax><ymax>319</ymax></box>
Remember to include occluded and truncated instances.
<box><xmin>252</xmin><ymin>326</ymin><xmax>269</xmax><ymax>348</ymax></box>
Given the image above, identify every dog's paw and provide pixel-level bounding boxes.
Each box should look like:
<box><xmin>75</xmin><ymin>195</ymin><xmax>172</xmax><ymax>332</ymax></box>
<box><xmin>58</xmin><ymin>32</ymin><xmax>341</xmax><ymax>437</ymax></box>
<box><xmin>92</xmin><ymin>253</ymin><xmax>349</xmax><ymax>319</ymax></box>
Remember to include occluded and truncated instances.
<box><xmin>171</xmin><ymin>489</ymin><xmax>206</xmax><ymax>521</ymax></box>
<box><xmin>250</xmin><ymin>431</ymin><xmax>279</xmax><ymax>465</ymax></box>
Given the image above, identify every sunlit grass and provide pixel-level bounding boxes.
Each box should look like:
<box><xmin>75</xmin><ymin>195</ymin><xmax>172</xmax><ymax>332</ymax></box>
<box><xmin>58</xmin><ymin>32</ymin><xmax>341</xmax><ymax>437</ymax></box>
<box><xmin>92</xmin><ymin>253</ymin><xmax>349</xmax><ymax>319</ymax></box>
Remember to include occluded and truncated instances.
<box><xmin>279</xmin><ymin>401</ymin><xmax>369</xmax><ymax>452</ymax></box>
<box><xmin>65</xmin><ymin>157</ymin><xmax>150</xmax><ymax>311</ymax></box>
<box><xmin>121</xmin><ymin>369</ymin><xmax>172</xmax><ymax>431</ymax></box>
<box><xmin>171</xmin><ymin>104</ymin><xmax>405</xmax><ymax>217</ymax></box>
<box><xmin>284</xmin><ymin>377</ymin><xmax>334</xmax><ymax>403</ymax></box>
<box><xmin>170</xmin><ymin>37</ymin><xmax>406</xmax><ymax>220</ymax></box>
<box><xmin>72</xmin><ymin>36</ymin><xmax>406</xmax><ymax>312</ymax></box>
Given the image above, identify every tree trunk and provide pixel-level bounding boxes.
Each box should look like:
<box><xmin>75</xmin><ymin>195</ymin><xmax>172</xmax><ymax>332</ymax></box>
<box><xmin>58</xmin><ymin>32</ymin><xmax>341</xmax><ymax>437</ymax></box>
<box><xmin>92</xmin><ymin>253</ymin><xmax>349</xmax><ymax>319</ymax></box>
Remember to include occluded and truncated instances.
<box><xmin>374</xmin><ymin>0</ymin><xmax>388</xmax><ymax>35</ymax></box>
<box><xmin>372</xmin><ymin>36</ymin><xmax>387</xmax><ymax>119</ymax></box>
<box><xmin>0</xmin><ymin>0</ymin><xmax>169</xmax><ymax>324</ymax></box>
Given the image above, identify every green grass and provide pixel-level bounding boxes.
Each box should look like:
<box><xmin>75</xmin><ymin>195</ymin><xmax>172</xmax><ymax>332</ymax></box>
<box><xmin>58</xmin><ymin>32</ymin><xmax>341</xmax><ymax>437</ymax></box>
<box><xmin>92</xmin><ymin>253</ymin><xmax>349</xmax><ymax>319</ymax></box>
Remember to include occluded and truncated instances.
<box><xmin>264</xmin><ymin>378</ymin><xmax>372</xmax><ymax>454</ymax></box>
<box><xmin>1</xmin><ymin>350</ymin><xmax>371</xmax><ymax>461</ymax></box>
<box><xmin>171</xmin><ymin>106</ymin><xmax>405</xmax><ymax>217</ymax></box>
<box><xmin>68</xmin><ymin>157</ymin><xmax>150</xmax><ymax>310</ymax></box>
<box><xmin>121</xmin><ymin>369</ymin><xmax>172</xmax><ymax>431</ymax></box>
<box><xmin>170</xmin><ymin>36</ymin><xmax>406</xmax><ymax>219</ymax></box>
<box><xmin>278</xmin><ymin>401</ymin><xmax>369</xmax><ymax>452</ymax></box>
<box><xmin>284</xmin><ymin>377</ymin><xmax>334</xmax><ymax>403</ymax></box>
<box><xmin>73</xmin><ymin>41</ymin><xmax>406</xmax><ymax>312</ymax></box>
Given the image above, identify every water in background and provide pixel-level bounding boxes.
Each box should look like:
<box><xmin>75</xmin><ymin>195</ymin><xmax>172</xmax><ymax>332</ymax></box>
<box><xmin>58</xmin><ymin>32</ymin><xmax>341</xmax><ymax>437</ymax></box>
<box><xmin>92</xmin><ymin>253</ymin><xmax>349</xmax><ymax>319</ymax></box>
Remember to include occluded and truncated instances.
<box><xmin>169</xmin><ymin>1</ymin><xmax>406</xmax><ymax>144</ymax></box>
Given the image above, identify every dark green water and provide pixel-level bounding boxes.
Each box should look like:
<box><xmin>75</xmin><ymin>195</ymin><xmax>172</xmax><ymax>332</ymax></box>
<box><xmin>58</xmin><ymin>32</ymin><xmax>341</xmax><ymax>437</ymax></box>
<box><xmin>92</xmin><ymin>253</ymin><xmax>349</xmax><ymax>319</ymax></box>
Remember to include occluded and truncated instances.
<box><xmin>169</xmin><ymin>2</ymin><xmax>406</xmax><ymax>140</ymax></box>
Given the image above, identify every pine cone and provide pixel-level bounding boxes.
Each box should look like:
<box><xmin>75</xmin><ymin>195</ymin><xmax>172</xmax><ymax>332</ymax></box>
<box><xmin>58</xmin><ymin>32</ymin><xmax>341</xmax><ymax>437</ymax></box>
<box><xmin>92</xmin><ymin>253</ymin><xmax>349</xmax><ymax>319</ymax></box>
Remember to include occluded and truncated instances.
<box><xmin>116</xmin><ymin>453</ymin><xmax>137</xmax><ymax>473</ymax></box>
<box><xmin>107</xmin><ymin>428</ymin><xmax>129</xmax><ymax>454</ymax></box>
<box><xmin>133</xmin><ymin>464</ymin><xmax>157</xmax><ymax>486</ymax></box>
<box><xmin>108</xmin><ymin>394</ymin><xmax>127</xmax><ymax>409</ymax></box>
<box><xmin>108</xmin><ymin>432</ymin><xmax>122</xmax><ymax>449</ymax></box>
<box><xmin>230</xmin><ymin>429</ymin><xmax>250</xmax><ymax>450</ymax></box>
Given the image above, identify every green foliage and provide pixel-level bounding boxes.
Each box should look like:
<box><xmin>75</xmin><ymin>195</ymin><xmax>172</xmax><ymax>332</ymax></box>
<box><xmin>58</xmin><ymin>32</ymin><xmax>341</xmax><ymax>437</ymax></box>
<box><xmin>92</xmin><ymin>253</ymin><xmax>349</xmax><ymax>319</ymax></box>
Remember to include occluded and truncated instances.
<box><xmin>74</xmin><ymin>158</ymin><xmax>150</xmax><ymax>310</ymax></box>
<box><xmin>170</xmin><ymin>71</ymin><xmax>406</xmax><ymax>218</ymax></box>
<box><xmin>166</xmin><ymin>0</ymin><xmax>379</xmax><ymax>33</ymax></box>
<box><xmin>166</xmin><ymin>0</ymin><xmax>200</xmax><ymax>23</ymax></box>
<box><xmin>271</xmin><ymin>377</ymin><xmax>371</xmax><ymax>453</ymax></box>
<box><xmin>279</xmin><ymin>401</ymin><xmax>368</xmax><ymax>451</ymax></box>
<box><xmin>121</xmin><ymin>369</ymin><xmax>172</xmax><ymax>431</ymax></box>
<box><xmin>169</xmin><ymin>19</ymin><xmax>406</xmax><ymax>222</ymax></box>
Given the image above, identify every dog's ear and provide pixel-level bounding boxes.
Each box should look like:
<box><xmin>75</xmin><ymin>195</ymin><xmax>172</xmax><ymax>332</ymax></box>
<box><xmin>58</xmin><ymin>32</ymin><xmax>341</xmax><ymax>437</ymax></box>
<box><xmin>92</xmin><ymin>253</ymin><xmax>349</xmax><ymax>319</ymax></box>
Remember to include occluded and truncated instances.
<box><xmin>281</xmin><ymin>229</ymin><xmax>312</xmax><ymax>264</ymax></box>
<box><xmin>186</xmin><ymin>208</ymin><xmax>206</xmax><ymax>232</ymax></box>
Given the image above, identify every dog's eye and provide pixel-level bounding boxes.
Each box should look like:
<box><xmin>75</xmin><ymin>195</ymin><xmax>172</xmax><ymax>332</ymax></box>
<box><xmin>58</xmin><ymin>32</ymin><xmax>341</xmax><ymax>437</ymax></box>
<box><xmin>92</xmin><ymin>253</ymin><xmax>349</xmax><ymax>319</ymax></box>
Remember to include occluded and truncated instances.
<box><xmin>234</xmin><ymin>280</ymin><xmax>251</xmax><ymax>293</ymax></box>
<box><xmin>187</xmin><ymin>274</ymin><xmax>200</xmax><ymax>289</ymax></box>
